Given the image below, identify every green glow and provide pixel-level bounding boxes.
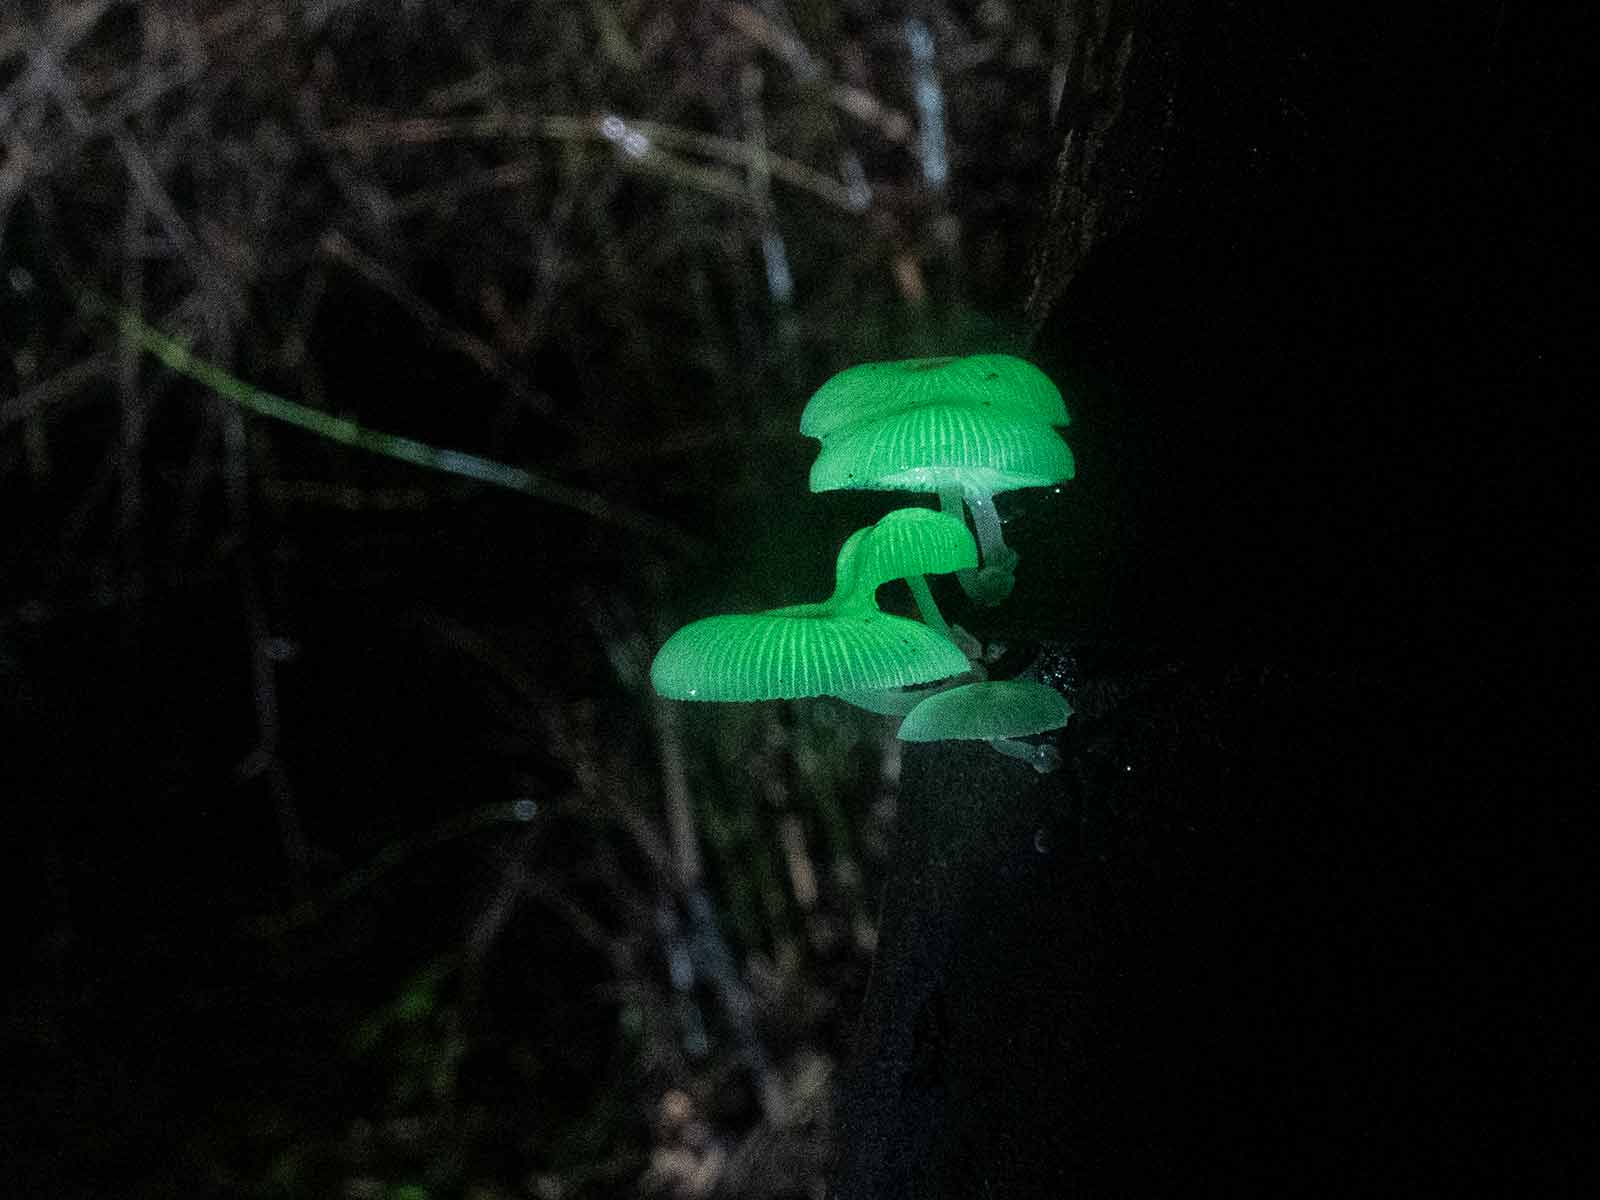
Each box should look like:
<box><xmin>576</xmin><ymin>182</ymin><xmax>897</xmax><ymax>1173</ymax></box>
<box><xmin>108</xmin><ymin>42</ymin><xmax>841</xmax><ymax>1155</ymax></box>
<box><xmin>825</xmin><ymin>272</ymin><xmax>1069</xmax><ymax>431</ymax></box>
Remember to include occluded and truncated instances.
<box><xmin>650</xmin><ymin>512</ymin><xmax>972</xmax><ymax>701</ymax></box>
<box><xmin>836</xmin><ymin>679</ymin><xmax>963</xmax><ymax>717</ymax></box>
<box><xmin>649</xmin><ymin>604</ymin><xmax>968</xmax><ymax>701</ymax></box>
<box><xmin>95</xmin><ymin>301</ymin><xmax>700</xmax><ymax>554</ymax></box>
<box><xmin>655</xmin><ymin>352</ymin><xmax>1076</xmax><ymax>704</ymax></box>
<box><xmin>802</xmin><ymin>355</ymin><xmax>1074</xmax><ymax>606</ymax></box>
<box><xmin>800</xmin><ymin>353</ymin><xmax>1068</xmax><ymax>439</ymax></box>
<box><xmin>808</xmin><ymin>403</ymin><xmax>1074</xmax><ymax>495</ymax></box>
<box><xmin>833</xmin><ymin>507</ymin><xmax>977</xmax><ymax>596</ymax></box>
<box><xmin>898</xmin><ymin>680</ymin><xmax>1072</xmax><ymax>773</ymax></box>
<box><xmin>829</xmin><ymin>506</ymin><xmax>978</xmax><ymax>649</ymax></box>
<box><xmin>897</xmin><ymin>680</ymin><xmax>1072</xmax><ymax>742</ymax></box>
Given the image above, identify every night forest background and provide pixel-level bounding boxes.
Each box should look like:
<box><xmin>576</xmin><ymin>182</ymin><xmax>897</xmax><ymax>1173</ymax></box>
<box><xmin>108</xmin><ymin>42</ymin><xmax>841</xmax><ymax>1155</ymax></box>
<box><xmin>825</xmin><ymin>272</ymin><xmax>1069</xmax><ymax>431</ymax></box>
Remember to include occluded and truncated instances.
<box><xmin>3</xmin><ymin>1</ymin><xmax>1592</xmax><ymax>1198</ymax></box>
<box><xmin>5</xmin><ymin>2</ymin><xmax>1065</xmax><ymax>1195</ymax></box>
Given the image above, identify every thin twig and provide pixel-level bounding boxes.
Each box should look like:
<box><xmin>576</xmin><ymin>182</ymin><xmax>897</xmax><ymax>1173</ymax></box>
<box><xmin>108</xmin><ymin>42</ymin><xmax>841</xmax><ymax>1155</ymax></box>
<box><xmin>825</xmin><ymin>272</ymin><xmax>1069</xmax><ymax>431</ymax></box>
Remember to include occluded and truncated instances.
<box><xmin>91</xmin><ymin>300</ymin><xmax>705</xmax><ymax>557</ymax></box>
<box><xmin>322</xmin><ymin>112</ymin><xmax>865</xmax><ymax>214</ymax></box>
<box><xmin>718</xmin><ymin>3</ymin><xmax>913</xmax><ymax>144</ymax></box>
<box><xmin>0</xmin><ymin>350</ymin><xmax>115</xmax><ymax>434</ymax></box>
<box><xmin>652</xmin><ymin>686</ymin><xmax>703</xmax><ymax>892</ymax></box>
<box><xmin>242</xmin><ymin>801</ymin><xmax>538</xmax><ymax>937</ymax></box>
<box><xmin>117</xmin><ymin>169</ymin><xmax>147</xmax><ymax>602</ymax></box>
<box><xmin>316</xmin><ymin>229</ymin><xmax>585</xmax><ymax>433</ymax></box>
<box><xmin>24</xmin><ymin>20</ymin><xmax>243</xmax><ymax>320</ymax></box>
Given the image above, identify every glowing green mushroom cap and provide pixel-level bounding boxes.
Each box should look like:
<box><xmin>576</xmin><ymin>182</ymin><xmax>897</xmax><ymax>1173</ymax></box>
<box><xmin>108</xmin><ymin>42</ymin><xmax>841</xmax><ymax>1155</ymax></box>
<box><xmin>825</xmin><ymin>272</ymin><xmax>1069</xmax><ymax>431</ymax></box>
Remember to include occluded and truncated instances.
<box><xmin>833</xmin><ymin>507</ymin><xmax>978</xmax><ymax>597</ymax></box>
<box><xmin>897</xmin><ymin>680</ymin><xmax>1073</xmax><ymax>741</ymax></box>
<box><xmin>650</xmin><ymin>605</ymin><xmax>969</xmax><ymax>701</ymax></box>
<box><xmin>801</xmin><ymin>354</ymin><xmax>1068</xmax><ymax>439</ymax></box>
<box><xmin>809</xmin><ymin>403</ymin><xmax>1075</xmax><ymax>495</ymax></box>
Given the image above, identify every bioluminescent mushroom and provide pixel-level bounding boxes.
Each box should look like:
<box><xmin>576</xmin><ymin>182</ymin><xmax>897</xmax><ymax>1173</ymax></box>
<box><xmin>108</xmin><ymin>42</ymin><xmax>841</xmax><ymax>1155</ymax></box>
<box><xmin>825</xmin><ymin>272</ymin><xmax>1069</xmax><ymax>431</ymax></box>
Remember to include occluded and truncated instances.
<box><xmin>835</xmin><ymin>506</ymin><xmax>977</xmax><ymax>650</ymax></box>
<box><xmin>897</xmin><ymin>679</ymin><xmax>1073</xmax><ymax>773</ymax></box>
<box><xmin>799</xmin><ymin>353</ymin><xmax>1067</xmax><ymax>439</ymax></box>
<box><xmin>808</xmin><ymin>403</ymin><xmax>1073</xmax><ymax>605</ymax></box>
<box><xmin>650</xmin><ymin>516</ymin><xmax>970</xmax><ymax>705</ymax></box>
<box><xmin>649</xmin><ymin>603</ymin><xmax>969</xmax><ymax>702</ymax></box>
<box><xmin>801</xmin><ymin>354</ymin><xmax>1072</xmax><ymax>606</ymax></box>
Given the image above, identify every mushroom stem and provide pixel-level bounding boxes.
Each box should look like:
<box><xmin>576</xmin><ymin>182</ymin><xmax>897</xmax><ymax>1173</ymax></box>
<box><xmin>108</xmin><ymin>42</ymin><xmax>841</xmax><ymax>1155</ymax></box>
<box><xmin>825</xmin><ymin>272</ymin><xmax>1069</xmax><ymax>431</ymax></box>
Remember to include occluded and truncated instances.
<box><xmin>941</xmin><ymin>486</ymin><xmax>1018</xmax><ymax>606</ymax></box>
<box><xmin>905</xmin><ymin>574</ymin><xmax>954</xmax><ymax>641</ymax></box>
<box><xmin>965</xmin><ymin>489</ymin><xmax>1006</xmax><ymax>561</ymax></box>
<box><xmin>904</xmin><ymin>574</ymin><xmax>984</xmax><ymax>661</ymax></box>
<box><xmin>988</xmin><ymin>737</ymin><xmax>1062</xmax><ymax>774</ymax></box>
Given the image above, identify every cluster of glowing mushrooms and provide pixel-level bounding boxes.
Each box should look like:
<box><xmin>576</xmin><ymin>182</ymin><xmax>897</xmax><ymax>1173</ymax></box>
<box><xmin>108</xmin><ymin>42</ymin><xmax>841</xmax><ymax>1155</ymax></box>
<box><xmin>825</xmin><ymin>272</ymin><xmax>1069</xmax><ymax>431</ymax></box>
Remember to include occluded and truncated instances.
<box><xmin>650</xmin><ymin>354</ymin><xmax>1075</xmax><ymax>773</ymax></box>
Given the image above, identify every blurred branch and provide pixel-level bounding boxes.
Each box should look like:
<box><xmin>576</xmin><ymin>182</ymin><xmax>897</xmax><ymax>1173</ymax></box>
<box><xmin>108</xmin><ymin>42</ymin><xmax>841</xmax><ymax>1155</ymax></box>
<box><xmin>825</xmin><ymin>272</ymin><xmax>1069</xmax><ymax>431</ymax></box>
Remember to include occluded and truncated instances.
<box><xmin>21</xmin><ymin>13</ymin><xmax>243</xmax><ymax>320</ymax></box>
<box><xmin>1</xmin><ymin>1</ymin><xmax>1063</xmax><ymax>1189</ymax></box>
<box><xmin>652</xmin><ymin>690</ymin><xmax>703</xmax><ymax>893</ymax></box>
<box><xmin>243</xmin><ymin>800</ymin><xmax>539</xmax><ymax>937</ymax></box>
<box><xmin>0</xmin><ymin>350</ymin><xmax>115</xmax><ymax>434</ymax></box>
<box><xmin>720</xmin><ymin>3</ymin><xmax>821</xmax><ymax>79</ymax></box>
<box><xmin>322</xmin><ymin>111</ymin><xmax>867</xmax><ymax>215</ymax></box>
<box><xmin>742</xmin><ymin>65</ymin><xmax>796</xmax><ymax>307</ymax></box>
<box><xmin>388</xmin><ymin>156</ymin><xmax>541</xmax><ymax>220</ymax></box>
<box><xmin>92</xmin><ymin>300</ymin><xmax>705</xmax><ymax>557</ymax></box>
<box><xmin>719</xmin><ymin>3</ymin><xmax>914</xmax><ymax>144</ymax></box>
<box><xmin>316</xmin><ymin>229</ymin><xmax>585</xmax><ymax>432</ymax></box>
<box><xmin>0</xmin><ymin>1</ymin><xmax>114</xmax><ymax>126</ymax></box>
<box><xmin>586</xmin><ymin>0</ymin><xmax>643</xmax><ymax>73</ymax></box>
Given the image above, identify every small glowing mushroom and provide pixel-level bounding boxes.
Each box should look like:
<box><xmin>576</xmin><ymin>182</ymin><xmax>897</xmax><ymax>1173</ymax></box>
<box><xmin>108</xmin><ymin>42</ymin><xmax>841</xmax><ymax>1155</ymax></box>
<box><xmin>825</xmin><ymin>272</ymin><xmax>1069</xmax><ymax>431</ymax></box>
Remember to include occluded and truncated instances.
<box><xmin>824</xmin><ymin>505</ymin><xmax>985</xmax><ymax>713</ymax></box>
<box><xmin>648</xmin><ymin>603</ymin><xmax>968</xmax><ymax>702</ymax></box>
<box><xmin>809</xmin><ymin>404</ymin><xmax>1073</xmax><ymax>604</ymax></box>
<box><xmin>801</xmin><ymin>354</ymin><xmax>1073</xmax><ymax>606</ymax></box>
<box><xmin>650</xmin><ymin>516</ymin><xmax>970</xmax><ymax>706</ymax></box>
<box><xmin>897</xmin><ymin>679</ymin><xmax>1073</xmax><ymax>773</ymax></box>
<box><xmin>800</xmin><ymin>354</ymin><xmax>1068</xmax><ymax>438</ymax></box>
<box><xmin>836</xmin><ymin>506</ymin><xmax>978</xmax><ymax>651</ymax></box>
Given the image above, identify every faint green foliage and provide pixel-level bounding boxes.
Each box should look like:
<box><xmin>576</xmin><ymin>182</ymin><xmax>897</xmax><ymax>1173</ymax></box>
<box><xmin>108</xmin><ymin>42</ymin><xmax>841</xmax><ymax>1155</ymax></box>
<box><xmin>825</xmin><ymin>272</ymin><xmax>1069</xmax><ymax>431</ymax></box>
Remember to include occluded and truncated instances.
<box><xmin>351</xmin><ymin>959</ymin><xmax>465</xmax><ymax>1107</ymax></box>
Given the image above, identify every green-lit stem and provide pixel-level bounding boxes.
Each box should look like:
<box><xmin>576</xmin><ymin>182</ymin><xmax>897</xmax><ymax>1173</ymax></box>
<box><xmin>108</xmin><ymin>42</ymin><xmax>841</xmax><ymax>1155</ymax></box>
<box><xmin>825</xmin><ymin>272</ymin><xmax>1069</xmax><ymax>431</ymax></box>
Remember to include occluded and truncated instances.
<box><xmin>905</xmin><ymin>573</ymin><xmax>953</xmax><ymax>642</ymax></box>
<box><xmin>941</xmin><ymin>487</ymin><xmax>1017</xmax><ymax>606</ymax></box>
<box><xmin>905</xmin><ymin>574</ymin><xmax>984</xmax><ymax>662</ymax></box>
<box><xmin>966</xmin><ymin>490</ymin><xmax>1006</xmax><ymax>563</ymax></box>
<box><xmin>989</xmin><ymin>737</ymin><xmax>1062</xmax><ymax>774</ymax></box>
<box><xmin>938</xmin><ymin>486</ymin><xmax>964</xmax><ymax>523</ymax></box>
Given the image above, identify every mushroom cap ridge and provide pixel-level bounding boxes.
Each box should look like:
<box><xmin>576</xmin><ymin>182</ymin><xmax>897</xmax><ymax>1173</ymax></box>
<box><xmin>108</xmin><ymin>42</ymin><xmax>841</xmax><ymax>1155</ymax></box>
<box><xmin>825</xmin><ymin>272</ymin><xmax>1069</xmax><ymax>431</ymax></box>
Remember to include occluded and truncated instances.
<box><xmin>897</xmin><ymin>679</ymin><xmax>1073</xmax><ymax>741</ymax></box>
<box><xmin>801</xmin><ymin>353</ymin><xmax>1068</xmax><ymax>440</ymax></box>
<box><xmin>809</xmin><ymin>402</ymin><xmax>1075</xmax><ymax>495</ymax></box>
<box><xmin>651</xmin><ymin>605</ymin><xmax>969</xmax><ymax>701</ymax></box>
<box><xmin>835</xmin><ymin>506</ymin><xmax>977</xmax><ymax>595</ymax></box>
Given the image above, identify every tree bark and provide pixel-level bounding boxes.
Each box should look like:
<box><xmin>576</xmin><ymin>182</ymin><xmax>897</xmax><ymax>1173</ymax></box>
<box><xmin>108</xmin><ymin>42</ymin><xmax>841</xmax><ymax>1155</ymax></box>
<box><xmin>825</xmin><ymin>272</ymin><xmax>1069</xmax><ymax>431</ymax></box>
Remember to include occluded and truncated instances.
<box><xmin>830</xmin><ymin>2</ymin><xmax>1589</xmax><ymax>1195</ymax></box>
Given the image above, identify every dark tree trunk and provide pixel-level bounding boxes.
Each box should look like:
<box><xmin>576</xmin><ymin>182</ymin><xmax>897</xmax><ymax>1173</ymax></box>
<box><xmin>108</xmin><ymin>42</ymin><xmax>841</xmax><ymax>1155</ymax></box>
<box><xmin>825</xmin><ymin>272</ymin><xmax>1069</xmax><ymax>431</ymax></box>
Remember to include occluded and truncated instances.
<box><xmin>830</xmin><ymin>2</ymin><xmax>1590</xmax><ymax>1195</ymax></box>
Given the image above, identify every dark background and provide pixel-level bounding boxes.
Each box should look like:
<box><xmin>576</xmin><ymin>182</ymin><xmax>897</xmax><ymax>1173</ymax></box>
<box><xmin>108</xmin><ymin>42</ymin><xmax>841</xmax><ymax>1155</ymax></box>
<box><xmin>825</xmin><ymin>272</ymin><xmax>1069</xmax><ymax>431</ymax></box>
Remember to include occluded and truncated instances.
<box><xmin>832</xmin><ymin>1</ymin><xmax>1593</xmax><ymax>1195</ymax></box>
<box><xmin>3</xmin><ymin>1</ymin><xmax>1590</xmax><ymax>1197</ymax></box>
<box><xmin>5</xmin><ymin>4</ymin><xmax>1053</xmax><ymax>1196</ymax></box>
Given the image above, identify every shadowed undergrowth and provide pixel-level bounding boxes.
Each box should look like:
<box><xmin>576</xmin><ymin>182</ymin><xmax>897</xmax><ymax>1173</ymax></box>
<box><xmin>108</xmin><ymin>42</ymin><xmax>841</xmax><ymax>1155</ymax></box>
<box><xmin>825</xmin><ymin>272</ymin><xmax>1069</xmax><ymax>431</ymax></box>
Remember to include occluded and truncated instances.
<box><xmin>2</xmin><ymin>2</ymin><xmax>1066</xmax><ymax>1194</ymax></box>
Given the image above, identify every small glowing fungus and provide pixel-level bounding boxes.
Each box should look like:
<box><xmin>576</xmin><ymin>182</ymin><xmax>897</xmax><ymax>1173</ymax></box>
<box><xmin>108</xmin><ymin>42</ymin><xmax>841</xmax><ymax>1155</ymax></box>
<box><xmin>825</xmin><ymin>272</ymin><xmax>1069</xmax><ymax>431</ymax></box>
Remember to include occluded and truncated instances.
<box><xmin>801</xmin><ymin>354</ymin><xmax>1072</xmax><ymax>605</ymax></box>
<box><xmin>649</xmin><ymin>511</ymin><xmax>972</xmax><ymax>704</ymax></box>
<box><xmin>897</xmin><ymin>679</ymin><xmax>1073</xmax><ymax>773</ymax></box>
<box><xmin>835</xmin><ymin>506</ymin><xmax>977</xmax><ymax>648</ymax></box>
